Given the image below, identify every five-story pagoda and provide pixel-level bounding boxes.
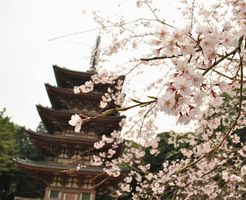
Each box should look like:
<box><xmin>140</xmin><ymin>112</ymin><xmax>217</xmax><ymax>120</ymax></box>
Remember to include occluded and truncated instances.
<box><xmin>15</xmin><ymin>65</ymin><xmax>123</xmax><ymax>200</ymax></box>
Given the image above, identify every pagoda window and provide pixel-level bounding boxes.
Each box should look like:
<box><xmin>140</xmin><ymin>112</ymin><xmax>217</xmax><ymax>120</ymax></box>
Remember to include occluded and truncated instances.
<box><xmin>49</xmin><ymin>190</ymin><xmax>60</xmax><ymax>198</ymax></box>
<box><xmin>81</xmin><ymin>192</ymin><xmax>91</xmax><ymax>200</ymax></box>
<box><xmin>63</xmin><ymin>192</ymin><xmax>78</xmax><ymax>200</ymax></box>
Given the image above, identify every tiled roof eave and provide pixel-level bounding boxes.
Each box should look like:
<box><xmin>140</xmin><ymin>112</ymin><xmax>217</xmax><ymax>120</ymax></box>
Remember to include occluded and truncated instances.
<box><xmin>26</xmin><ymin>129</ymin><xmax>98</xmax><ymax>144</ymax></box>
<box><xmin>15</xmin><ymin>158</ymin><xmax>104</xmax><ymax>174</ymax></box>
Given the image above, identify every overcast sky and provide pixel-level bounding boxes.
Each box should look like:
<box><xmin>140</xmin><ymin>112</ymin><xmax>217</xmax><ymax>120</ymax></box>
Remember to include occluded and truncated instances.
<box><xmin>0</xmin><ymin>0</ymin><xmax>168</xmax><ymax>130</ymax></box>
<box><xmin>0</xmin><ymin>0</ymin><xmax>108</xmax><ymax>129</ymax></box>
<box><xmin>0</xmin><ymin>0</ymin><xmax>213</xmax><ymax>131</ymax></box>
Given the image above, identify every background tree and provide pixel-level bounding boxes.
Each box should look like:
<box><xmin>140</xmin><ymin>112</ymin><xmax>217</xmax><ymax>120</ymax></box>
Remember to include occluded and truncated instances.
<box><xmin>0</xmin><ymin>108</ymin><xmax>19</xmax><ymax>199</ymax></box>
<box><xmin>0</xmin><ymin>109</ymin><xmax>45</xmax><ymax>199</ymax></box>
<box><xmin>15</xmin><ymin>122</ymin><xmax>45</xmax><ymax>198</ymax></box>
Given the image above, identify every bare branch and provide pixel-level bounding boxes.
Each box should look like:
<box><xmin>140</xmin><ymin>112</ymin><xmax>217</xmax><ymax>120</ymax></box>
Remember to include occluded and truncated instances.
<box><xmin>140</xmin><ymin>54</ymin><xmax>180</xmax><ymax>61</ymax></box>
<box><xmin>190</xmin><ymin>0</ymin><xmax>196</xmax><ymax>31</ymax></box>
<box><xmin>145</xmin><ymin>2</ymin><xmax>175</xmax><ymax>28</ymax></box>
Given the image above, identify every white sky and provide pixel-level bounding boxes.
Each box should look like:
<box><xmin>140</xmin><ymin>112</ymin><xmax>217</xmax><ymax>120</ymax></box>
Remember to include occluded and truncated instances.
<box><xmin>0</xmin><ymin>0</ymin><xmax>213</xmax><ymax>131</ymax></box>
<box><xmin>0</xmin><ymin>0</ymin><xmax>106</xmax><ymax>129</ymax></box>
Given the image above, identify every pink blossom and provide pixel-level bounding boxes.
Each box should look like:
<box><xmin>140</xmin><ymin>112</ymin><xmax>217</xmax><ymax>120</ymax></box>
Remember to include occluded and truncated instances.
<box><xmin>174</xmin><ymin>76</ymin><xmax>192</xmax><ymax>96</ymax></box>
<box><xmin>68</xmin><ymin>114</ymin><xmax>82</xmax><ymax>132</ymax></box>
<box><xmin>230</xmin><ymin>174</ymin><xmax>243</xmax><ymax>182</ymax></box>
<box><xmin>94</xmin><ymin>140</ymin><xmax>105</xmax><ymax>149</ymax></box>
<box><xmin>91</xmin><ymin>155</ymin><xmax>103</xmax><ymax>166</ymax></box>
<box><xmin>157</xmin><ymin>94</ymin><xmax>175</xmax><ymax>113</ymax></box>
<box><xmin>231</xmin><ymin>134</ymin><xmax>240</xmax><ymax>144</ymax></box>
<box><xmin>68</xmin><ymin>1</ymin><xmax>246</xmax><ymax>199</ymax></box>
<box><xmin>107</xmin><ymin>149</ymin><xmax>116</xmax><ymax>158</ymax></box>
<box><xmin>241</xmin><ymin>166</ymin><xmax>246</xmax><ymax>176</ymax></box>
<box><xmin>73</xmin><ymin>86</ymin><xmax>80</xmax><ymax>94</ymax></box>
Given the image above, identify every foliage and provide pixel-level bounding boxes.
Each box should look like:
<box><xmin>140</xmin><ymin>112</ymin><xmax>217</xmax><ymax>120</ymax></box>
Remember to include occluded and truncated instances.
<box><xmin>15</xmin><ymin>122</ymin><xmax>45</xmax><ymax>197</ymax></box>
<box><xmin>17</xmin><ymin>122</ymin><xmax>45</xmax><ymax>161</ymax></box>
<box><xmin>0</xmin><ymin>109</ymin><xmax>20</xmax><ymax>200</ymax></box>
<box><xmin>0</xmin><ymin>109</ymin><xmax>44</xmax><ymax>198</ymax></box>
<box><xmin>36</xmin><ymin>121</ymin><xmax>48</xmax><ymax>134</ymax></box>
<box><xmin>0</xmin><ymin>109</ymin><xmax>19</xmax><ymax>176</ymax></box>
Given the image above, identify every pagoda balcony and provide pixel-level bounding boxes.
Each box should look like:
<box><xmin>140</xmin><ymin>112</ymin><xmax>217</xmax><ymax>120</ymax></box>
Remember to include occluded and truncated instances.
<box><xmin>26</xmin><ymin>129</ymin><xmax>99</xmax><ymax>157</ymax></box>
<box><xmin>15</xmin><ymin>157</ymin><xmax>103</xmax><ymax>175</ymax></box>
<box><xmin>15</xmin><ymin>158</ymin><xmax>123</xmax><ymax>200</ymax></box>
<box><xmin>45</xmin><ymin>84</ymin><xmax>116</xmax><ymax>115</ymax></box>
<box><xmin>36</xmin><ymin>105</ymin><xmax>123</xmax><ymax>135</ymax></box>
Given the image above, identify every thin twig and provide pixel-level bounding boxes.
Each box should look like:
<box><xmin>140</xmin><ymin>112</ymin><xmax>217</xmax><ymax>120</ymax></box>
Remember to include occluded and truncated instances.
<box><xmin>92</xmin><ymin>177</ymin><xmax>110</xmax><ymax>188</ymax></box>
<box><xmin>91</xmin><ymin>172</ymin><xmax>106</xmax><ymax>181</ymax></box>
<box><xmin>138</xmin><ymin>104</ymin><xmax>156</xmax><ymax>135</ymax></box>
<box><xmin>202</xmin><ymin>35</ymin><xmax>244</xmax><ymax>76</ymax></box>
<box><xmin>81</xmin><ymin>99</ymin><xmax>157</xmax><ymax>124</ymax></box>
<box><xmin>190</xmin><ymin>0</ymin><xmax>196</xmax><ymax>31</ymax></box>
<box><xmin>145</xmin><ymin>2</ymin><xmax>175</xmax><ymax>28</ymax></box>
<box><xmin>211</xmin><ymin>69</ymin><xmax>234</xmax><ymax>80</ymax></box>
<box><xmin>140</xmin><ymin>54</ymin><xmax>180</xmax><ymax>61</ymax></box>
<box><xmin>48</xmin><ymin>18</ymin><xmax>174</xmax><ymax>42</ymax></box>
<box><xmin>125</xmin><ymin>63</ymin><xmax>141</xmax><ymax>76</ymax></box>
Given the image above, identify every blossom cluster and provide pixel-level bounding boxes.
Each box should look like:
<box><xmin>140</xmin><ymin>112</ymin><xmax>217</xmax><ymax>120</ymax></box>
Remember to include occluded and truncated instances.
<box><xmin>92</xmin><ymin>89</ymin><xmax>245</xmax><ymax>199</ymax></box>
<box><xmin>73</xmin><ymin>71</ymin><xmax>124</xmax><ymax>110</ymax></box>
<box><xmin>68</xmin><ymin>0</ymin><xmax>245</xmax><ymax>199</ymax></box>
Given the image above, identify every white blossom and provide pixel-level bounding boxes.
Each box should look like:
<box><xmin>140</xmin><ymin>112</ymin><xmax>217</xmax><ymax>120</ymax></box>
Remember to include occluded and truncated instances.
<box><xmin>68</xmin><ymin>114</ymin><xmax>82</xmax><ymax>132</ymax></box>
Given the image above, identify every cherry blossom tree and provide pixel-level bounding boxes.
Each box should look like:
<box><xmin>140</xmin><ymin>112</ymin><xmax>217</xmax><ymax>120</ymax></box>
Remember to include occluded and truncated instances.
<box><xmin>69</xmin><ymin>0</ymin><xmax>245</xmax><ymax>199</ymax></box>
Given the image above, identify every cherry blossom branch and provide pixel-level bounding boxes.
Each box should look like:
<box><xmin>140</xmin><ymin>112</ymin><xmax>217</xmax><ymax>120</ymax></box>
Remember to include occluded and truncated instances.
<box><xmin>82</xmin><ymin>98</ymin><xmax>157</xmax><ymax>123</ymax></box>
<box><xmin>92</xmin><ymin>176</ymin><xmax>110</xmax><ymax>188</ymax></box>
<box><xmin>139</xmin><ymin>45</ymin><xmax>203</xmax><ymax>61</ymax></box>
<box><xmin>202</xmin><ymin>35</ymin><xmax>244</xmax><ymax>76</ymax></box>
<box><xmin>48</xmin><ymin>27</ymin><xmax>101</xmax><ymax>42</ymax></box>
<box><xmin>211</xmin><ymin>69</ymin><xmax>234</xmax><ymax>80</ymax></box>
<box><xmin>209</xmin><ymin>55</ymin><xmax>244</xmax><ymax>152</ymax></box>
<box><xmin>138</xmin><ymin>105</ymin><xmax>155</xmax><ymax>134</ymax></box>
<box><xmin>190</xmin><ymin>0</ymin><xmax>196</xmax><ymax>31</ymax></box>
<box><xmin>80</xmin><ymin>147</ymin><xmax>96</xmax><ymax>156</ymax></box>
<box><xmin>145</xmin><ymin>2</ymin><xmax>158</xmax><ymax>20</ymax></box>
<box><xmin>140</xmin><ymin>54</ymin><xmax>180</xmax><ymax>61</ymax></box>
<box><xmin>91</xmin><ymin>172</ymin><xmax>107</xmax><ymax>182</ymax></box>
<box><xmin>177</xmin><ymin>54</ymin><xmax>244</xmax><ymax>173</ymax></box>
<box><xmin>125</xmin><ymin>63</ymin><xmax>141</xmax><ymax>76</ymax></box>
<box><xmin>64</xmin><ymin>157</ymin><xmax>82</xmax><ymax>165</ymax></box>
<box><xmin>124</xmin><ymin>162</ymin><xmax>144</xmax><ymax>174</ymax></box>
<box><xmin>201</xmin><ymin>165</ymin><xmax>221</xmax><ymax>178</ymax></box>
<box><xmin>201</xmin><ymin>153</ymin><xmax>241</xmax><ymax>178</ymax></box>
<box><xmin>217</xmin><ymin>53</ymin><xmax>246</xmax><ymax>65</ymax></box>
<box><xmin>145</xmin><ymin>2</ymin><xmax>174</xmax><ymax>28</ymax></box>
<box><xmin>48</xmin><ymin>17</ymin><xmax>174</xmax><ymax>42</ymax></box>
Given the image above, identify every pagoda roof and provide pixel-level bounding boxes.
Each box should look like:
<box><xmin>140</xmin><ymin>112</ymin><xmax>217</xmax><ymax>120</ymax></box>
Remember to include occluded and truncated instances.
<box><xmin>36</xmin><ymin>105</ymin><xmax>123</xmax><ymax>134</ymax></box>
<box><xmin>15</xmin><ymin>158</ymin><xmax>125</xmax><ymax>188</ymax></box>
<box><xmin>53</xmin><ymin>65</ymin><xmax>125</xmax><ymax>93</ymax></box>
<box><xmin>26</xmin><ymin>129</ymin><xmax>98</xmax><ymax>151</ymax></box>
<box><xmin>45</xmin><ymin>84</ymin><xmax>103</xmax><ymax>113</ymax></box>
<box><xmin>15</xmin><ymin>158</ymin><xmax>103</xmax><ymax>174</ymax></box>
<box><xmin>26</xmin><ymin>129</ymin><xmax>98</xmax><ymax>144</ymax></box>
<box><xmin>53</xmin><ymin>65</ymin><xmax>94</xmax><ymax>88</ymax></box>
<box><xmin>27</xmin><ymin>129</ymin><xmax>125</xmax><ymax>158</ymax></box>
<box><xmin>26</xmin><ymin>129</ymin><xmax>101</xmax><ymax>156</ymax></box>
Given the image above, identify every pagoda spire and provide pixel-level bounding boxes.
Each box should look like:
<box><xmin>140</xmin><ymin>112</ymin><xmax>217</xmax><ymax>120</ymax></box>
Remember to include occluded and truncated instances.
<box><xmin>89</xmin><ymin>35</ymin><xmax>101</xmax><ymax>72</ymax></box>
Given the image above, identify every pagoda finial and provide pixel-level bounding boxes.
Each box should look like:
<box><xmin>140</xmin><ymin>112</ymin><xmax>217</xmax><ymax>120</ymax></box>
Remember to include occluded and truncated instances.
<box><xmin>89</xmin><ymin>35</ymin><xmax>101</xmax><ymax>72</ymax></box>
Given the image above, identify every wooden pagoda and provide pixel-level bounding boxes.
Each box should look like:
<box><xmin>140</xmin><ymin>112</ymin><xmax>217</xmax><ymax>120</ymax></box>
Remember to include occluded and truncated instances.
<box><xmin>16</xmin><ymin>65</ymin><xmax>123</xmax><ymax>200</ymax></box>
